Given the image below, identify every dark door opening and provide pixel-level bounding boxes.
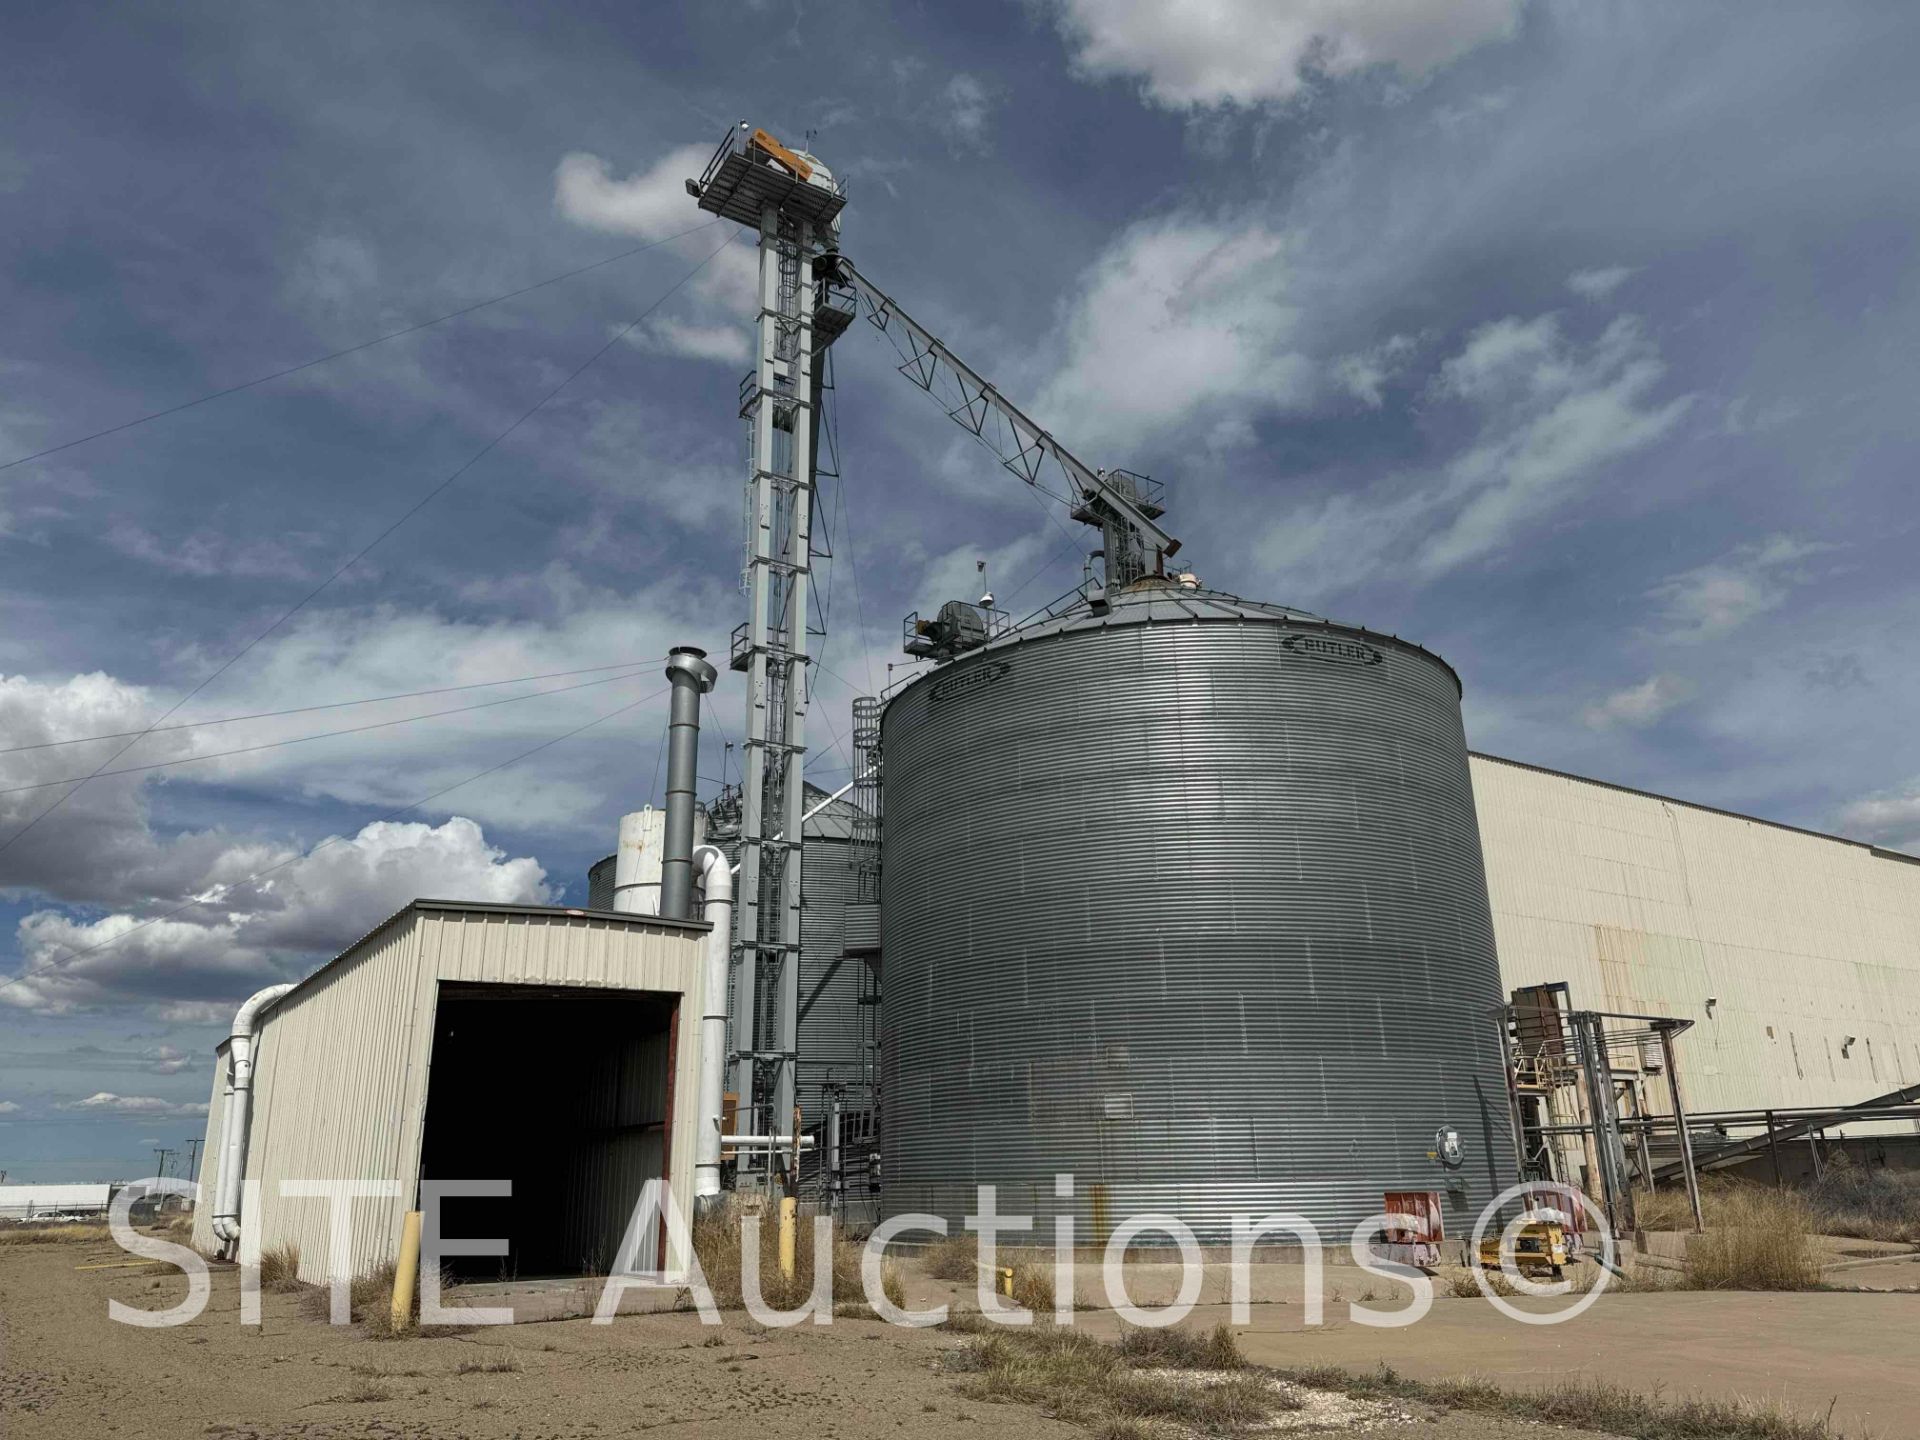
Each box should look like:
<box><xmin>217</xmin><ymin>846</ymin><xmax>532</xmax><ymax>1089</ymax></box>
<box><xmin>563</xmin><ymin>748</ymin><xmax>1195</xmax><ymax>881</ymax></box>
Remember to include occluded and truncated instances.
<box><xmin>420</xmin><ymin>982</ymin><xmax>677</xmax><ymax>1280</ymax></box>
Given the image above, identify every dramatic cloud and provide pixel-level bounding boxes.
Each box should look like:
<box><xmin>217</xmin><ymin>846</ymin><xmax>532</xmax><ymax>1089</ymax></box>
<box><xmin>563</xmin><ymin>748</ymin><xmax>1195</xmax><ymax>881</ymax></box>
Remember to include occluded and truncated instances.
<box><xmin>1332</xmin><ymin>334</ymin><xmax>1418</xmax><ymax>408</ymax></box>
<box><xmin>1834</xmin><ymin>781</ymin><xmax>1920</xmax><ymax>857</ymax></box>
<box><xmin>1647</xmin><ymin>536</ymin><xmax>1833</xmax><ymax>643</ymax></box>
<box><xmin>66</xmin><ymin>1091</ymin><xmax>207</xmax><ymax>1117</ymax></box>
<box><xmin>1048</xmin><ymin>0</ymin><xmax>1523</xmax><ymax>108</ymax></box>
<box><xmin>630</xmin><ymin>318</ymin><xmax>750</xmax><ymax>366</ymax></box>
<box><xmin>1419</xmin><ymin>313</ymin><xmax>1693</xmax><ymax>573</ymax></box>
<box><xmin>942</xmin><ymin>74</ymin><xmax>994</xmax><ymax>148</ymax></box>
<box><xmin>1254</xmin><ymin>309</ymin><xmax>1693</xmax><ymax>598</ymax></box>
<box><xmin>1567</xmin><ymin>265</ymin><xmax>1636</xmax><ymax>301</ymax></box>
<box><xmin>554</xmin><ymin>146</ymin><xmax>756</xmax><ymax>360</ymax></box>
<box><xmin>5</xmin><ymin>815</ymin><xmax>548</xmax><ymax>1014</ymax></box>
<box><xmin>553</xmin><ymin>146</ymin><xmax>713</xmax><ymax>243</ymax></box>
<box><xmin>1583</xmin><ymin>673</ymin><xmax>1693</xmax><ymax>730</ymax></box>
<box><xmin>1038</xmin><ymin>215</ymin><xmax>1313</xmax><ymax>450</ymax></box>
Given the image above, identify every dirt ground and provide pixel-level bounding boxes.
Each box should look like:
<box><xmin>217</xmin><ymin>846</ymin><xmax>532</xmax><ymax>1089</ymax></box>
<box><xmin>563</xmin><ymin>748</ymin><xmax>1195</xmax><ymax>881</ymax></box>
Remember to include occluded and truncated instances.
<box><xmin>0</xmin><ymin>1231</ymin><xmax>1910</xmax><ymax>1439</ymax></box>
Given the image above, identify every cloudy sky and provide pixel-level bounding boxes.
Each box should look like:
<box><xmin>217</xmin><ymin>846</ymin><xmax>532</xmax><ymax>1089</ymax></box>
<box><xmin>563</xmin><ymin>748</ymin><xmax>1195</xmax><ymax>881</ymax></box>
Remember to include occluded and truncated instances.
<box><xmin>3</xmin><ymin>2</ymin><xmax>1917</xmax><ymax>1181</ymax></box>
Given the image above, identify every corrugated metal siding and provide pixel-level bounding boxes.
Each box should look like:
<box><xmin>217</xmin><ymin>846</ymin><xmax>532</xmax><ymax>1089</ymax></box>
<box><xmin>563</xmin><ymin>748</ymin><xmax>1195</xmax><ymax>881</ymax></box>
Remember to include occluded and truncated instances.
<box><xmin>563</xmin><ymin>1028</ymin><xmax>671</xmax><ymax>1272</ymax></box>
<box><xmin>237</xmin><ymin>906</ymin><xmax>705</xmax><ymax>1284</ymax></box>
<box><xmin>879</xmin><ymin>598</ymin><xmax>1514</xmax><ymax>1243</ymax></box>
<box><xmin>797</xmin><ymin>833</ymin><xmax>873</xmax><ymax>1122</ymax></box>
<box><xmin>1474</xmin><ymin>755</ymin><xmax>1920</xmax><ymax>1129</ymax></box>
<box><xmin>588</xmin><ymin>856</ymin><xmax>616</xmax><ymax>911</ymax></box>
<box><xmin>245</xmin><ymin>913</ymin><xmax>428</xmax><ymax>1282</ymax></box>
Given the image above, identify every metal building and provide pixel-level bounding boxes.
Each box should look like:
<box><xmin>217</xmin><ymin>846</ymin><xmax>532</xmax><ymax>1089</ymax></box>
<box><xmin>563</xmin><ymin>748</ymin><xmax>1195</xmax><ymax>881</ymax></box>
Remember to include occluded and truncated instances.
<box><xmin>190</xmin><ymin>900</ymin><xmax>709</xmax><ymax>1285</ymax></box>
<box><xmin>0</xmin><ymin>1183</ymin><xmax>117</xmax><ymax>1220</ymax></box>
<box><xmin>1474</xmin><ymin>754</ymin><xmax>1920</xmax><ymax>1142</ymax></box>
<box><xmin>878</xmin><ymin>583</ymin><xmax>1515</xmax><ymax>1242</ymax></box>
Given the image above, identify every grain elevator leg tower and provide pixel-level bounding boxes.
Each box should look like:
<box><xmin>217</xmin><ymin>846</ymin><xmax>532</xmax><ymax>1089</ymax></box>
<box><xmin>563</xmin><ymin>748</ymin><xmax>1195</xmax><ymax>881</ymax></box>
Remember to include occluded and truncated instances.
<box><xmin>689</xmin><ymin>125</ymin><xmax>847</xmax><ymax>1187</ymax></box>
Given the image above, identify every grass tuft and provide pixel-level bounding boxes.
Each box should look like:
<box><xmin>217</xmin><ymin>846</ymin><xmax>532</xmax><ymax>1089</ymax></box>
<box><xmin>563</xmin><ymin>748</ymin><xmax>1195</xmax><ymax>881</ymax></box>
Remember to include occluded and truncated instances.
<box><xmin>455</xmin><ymin>1355</ymin><xmax>521</xmax><ymax>1375</ymax></box>
<box><xmin>1681</xmin><ymin>1188</ymin><xmax>1821</xmax><ymax>1291</ymax></box>
<box><xmin>1808</xmin><ymin>1158</ymin><xmax>1920</xmax><ymax>1246</ymax></box>
<box><xmin>1008</xmin><ymin>1261</ymin><xmax>1055</xmax><ymax>1316</ymax></box>
<box><xmin>951</xmin><ymin>1323</ymin><xmax>1287</xmax><ymax>1433</ymax></box>
<box><xmin>1641</xmin><ymin>1167</ymin><xmax>1920</xmax><ymax>1253</ymax></box>
<box><xmin>257</xmin><ymin>1241</ymin><xmax>303</xmax><ymax>1292</ymax></box>
<box><xmin>1113</xmin><ymin>1322</ymin><xmax>1244</xmax><ymax>1371</ymax></box>
<box><xmin>0</xmin><ymin>1221</ymin><xmax>112</xmax><ymax>1246</ymax></box>
<box><xmin>922</xmin><ymin>1234</ymin><xmax>979</xmax><ymax>1282</ymax></box>
<box><xmin>690</xmin><ymin>1200</ymin><xmax>906</xmax><ymax>1315</ymax></box>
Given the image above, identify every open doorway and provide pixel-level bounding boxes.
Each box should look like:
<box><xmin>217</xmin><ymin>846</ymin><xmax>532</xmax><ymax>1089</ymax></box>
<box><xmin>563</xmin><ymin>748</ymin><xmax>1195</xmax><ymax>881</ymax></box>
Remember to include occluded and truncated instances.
<box><xmin>419</xmin><ymin>982</ymin><xmax>678</xmax><ymax>1280</ymax></box>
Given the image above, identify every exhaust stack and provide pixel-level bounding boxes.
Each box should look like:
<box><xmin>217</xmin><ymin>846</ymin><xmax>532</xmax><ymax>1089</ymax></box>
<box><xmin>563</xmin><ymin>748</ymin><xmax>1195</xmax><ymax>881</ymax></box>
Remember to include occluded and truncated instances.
<box><xmin>659</xmin><ymin>646</ymin><xmax>718</xmax><ymax>920</ymax></box>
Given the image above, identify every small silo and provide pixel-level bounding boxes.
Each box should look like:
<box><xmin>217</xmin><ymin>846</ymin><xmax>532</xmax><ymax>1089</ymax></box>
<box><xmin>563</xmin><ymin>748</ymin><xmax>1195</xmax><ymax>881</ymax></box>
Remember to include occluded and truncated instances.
<box><xmin>878</xmin><ymin>583</ymin><xmax>1514</xmax><ymax>1243</ymax></box>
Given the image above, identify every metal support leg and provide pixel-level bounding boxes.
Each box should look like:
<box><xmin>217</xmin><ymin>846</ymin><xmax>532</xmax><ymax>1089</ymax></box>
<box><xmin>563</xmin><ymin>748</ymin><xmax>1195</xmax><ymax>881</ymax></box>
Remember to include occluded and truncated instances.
<box><xmin>1659</xmin><ymin>1025</ymin><xmax>1703</xmax><ymax>1233</ymax></box>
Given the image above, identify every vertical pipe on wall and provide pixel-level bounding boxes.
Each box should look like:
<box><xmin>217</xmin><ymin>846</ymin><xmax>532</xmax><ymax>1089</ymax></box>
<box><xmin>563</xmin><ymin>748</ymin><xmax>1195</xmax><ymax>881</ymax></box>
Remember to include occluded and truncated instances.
<box><xmin>660</xmin><ymin>647</ymin><xmax>719</xmax><ymax>921</ymax></box>
<box><xmin>827</xmin><ymin>1092</ymin><xmax>843</xmax><ymax>1220</ymax></box>
<box><xmin>210</xmin><ymin>983</ymin><xmax>295</xmax><ymax>1247</ymax></box>
<box><xmin>691</xmin><ymin>845</ymin><xmax>734</xmax><ymax>1206</ymax></box>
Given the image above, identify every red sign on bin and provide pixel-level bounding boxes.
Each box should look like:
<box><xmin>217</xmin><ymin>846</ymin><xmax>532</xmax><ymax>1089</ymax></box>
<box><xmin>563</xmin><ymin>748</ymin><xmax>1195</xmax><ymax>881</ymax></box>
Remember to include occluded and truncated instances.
<box><xmin>1382</xmin><ymin>1190</ymin><xmax>1444</xmax><ymax>1244</ymax></box>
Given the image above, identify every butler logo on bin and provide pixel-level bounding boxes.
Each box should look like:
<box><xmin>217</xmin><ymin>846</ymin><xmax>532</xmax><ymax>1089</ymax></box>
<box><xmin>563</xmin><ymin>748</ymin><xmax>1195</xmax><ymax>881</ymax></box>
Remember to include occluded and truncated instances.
<box><xmin>1281</xmin><ymin>633</ymin><xmax>1384</xmax><ymax>666</ymax></box>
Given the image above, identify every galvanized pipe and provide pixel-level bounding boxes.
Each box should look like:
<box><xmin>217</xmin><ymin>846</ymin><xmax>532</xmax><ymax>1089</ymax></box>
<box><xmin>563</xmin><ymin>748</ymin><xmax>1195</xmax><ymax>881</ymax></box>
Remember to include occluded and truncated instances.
<box><xmin>211</xmin><ymin>983</ymin><xmax>295</xmax><ymax>1246</ymax></box>
<box><xmin>726</xmin><ymin>780</ymin><xmax>856</xmax><ymax>876</ymax></box>
<box><xmin>1659</xmin><ymin>1025</ymin><xmax>1704</xmax><ymax>1233</ymax></box>
<box><xmin>659</xmin><ymin>647</ymin><xmax>718</xmax><ymax>921</ymax></box>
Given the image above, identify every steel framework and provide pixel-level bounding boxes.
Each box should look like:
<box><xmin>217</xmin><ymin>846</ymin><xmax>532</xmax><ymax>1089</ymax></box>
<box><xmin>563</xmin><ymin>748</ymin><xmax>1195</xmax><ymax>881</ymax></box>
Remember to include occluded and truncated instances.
<box><xmin>693</xmin><ymin>126</ymin><xmax>847</xmax><ymax>1187</ymax></box>
<box><xmin>1504</xmin><ymin>985</ymin><xmax>1703</xmax><ymax>1236</ymax></box>
<box><xmin>826</xmin><ymin>258</ymin><xmax>1179</xmax><ymax>588</ymax></box>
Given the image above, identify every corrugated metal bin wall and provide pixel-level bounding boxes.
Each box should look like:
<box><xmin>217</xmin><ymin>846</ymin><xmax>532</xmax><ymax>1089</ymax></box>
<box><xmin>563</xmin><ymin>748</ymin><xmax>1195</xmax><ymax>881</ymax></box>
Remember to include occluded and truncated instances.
<box><xmin>879</xmin><ymin>592</ymin><xmax>1516</xmax><ymax>1244</ymax></box>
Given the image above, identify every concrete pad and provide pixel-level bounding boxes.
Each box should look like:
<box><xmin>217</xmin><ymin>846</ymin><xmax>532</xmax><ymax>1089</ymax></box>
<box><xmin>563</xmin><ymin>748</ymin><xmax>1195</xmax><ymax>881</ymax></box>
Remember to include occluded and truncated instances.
<box><xmin>1070</xmin><ymin>1291</ymin><xmax>1920</xmax><ymax>1440</ymax></box>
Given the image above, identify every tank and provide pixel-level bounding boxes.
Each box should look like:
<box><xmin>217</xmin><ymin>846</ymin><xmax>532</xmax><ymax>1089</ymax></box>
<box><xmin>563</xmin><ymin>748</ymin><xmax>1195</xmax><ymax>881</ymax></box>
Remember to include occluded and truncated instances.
<box><xmin>878</xmin><ymin>584</ymin><xmax>1515</xmax><ymax>1244</ymax></box>
<box><xmin>689</xmin><ymin>785</ymin><xmax>879</xmax><ymax>1202</ymax></box>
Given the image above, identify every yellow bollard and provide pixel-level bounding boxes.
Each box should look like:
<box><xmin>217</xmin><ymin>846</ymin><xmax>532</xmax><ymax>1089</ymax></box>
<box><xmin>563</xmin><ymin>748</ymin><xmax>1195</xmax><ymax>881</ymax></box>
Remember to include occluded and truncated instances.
<box><xmin>999</xmin><ymin>1266</ymin><xmax>1014</xmax><ymax>1298</ymax></box>
<box><xmin>778</xmin><ymin>1196</ymin><xmax>798</xmax><ymax>1281</ymax></box>
<box><xmin>390</xmin><ymin>1210</ymin><xmax>422</xmax><ymax>1331</ymax></box>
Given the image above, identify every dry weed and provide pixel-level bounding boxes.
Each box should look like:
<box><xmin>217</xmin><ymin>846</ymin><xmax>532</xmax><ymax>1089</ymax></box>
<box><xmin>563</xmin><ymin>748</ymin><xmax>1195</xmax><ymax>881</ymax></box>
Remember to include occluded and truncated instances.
<box><xmin>1683</xmin><ymin>1188</ymin><xmax>1821</xmax><ymax>1291</ymax></box>
<box><xmin>690</xmin><ymin>1200</ymin><xmax>905</xmax><ymax>1315</ymax></box>
<box><xmin>257</xmin><ymin>1241</ymin><xmax>303</xmax><ymax>1292</ymax></box>
<box><xmin>0</xmin><ymin>1222</ymin><xmax>111</xmax><ymax>1245</ymax></box>
<box><xmin>1275</xmin><ymin>1361</ymin><xmax>1856</xmax><ymax>1440</ymax></box>
<box><xmin>953</xmin><ymin>1323</ymin><xmax>1284</xmax><ymax>1433</ymax></box>
<box><xmin>922</xmin><ymin>1233</ymin><xmax>979</xmax><ymax>1282</ymax></box>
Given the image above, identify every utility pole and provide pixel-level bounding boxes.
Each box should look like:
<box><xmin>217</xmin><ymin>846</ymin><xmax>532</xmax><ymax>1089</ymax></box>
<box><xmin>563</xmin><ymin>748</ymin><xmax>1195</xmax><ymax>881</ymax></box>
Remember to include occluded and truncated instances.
<box><xmin>153</xmin><ymin>1147</ymin><xmax>174</xmax><ymax>1180</ymax></box>
<box><xmin>186</xmin><ymin>1137</ymin><xmax>203</xmax><ymax>1185</ymax></box>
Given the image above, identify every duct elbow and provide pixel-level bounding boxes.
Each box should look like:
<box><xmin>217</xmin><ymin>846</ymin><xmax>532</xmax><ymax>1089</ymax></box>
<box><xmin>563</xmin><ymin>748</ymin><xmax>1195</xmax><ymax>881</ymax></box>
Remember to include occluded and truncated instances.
<box><xmin>692</xmin><ymin>844</ymin><xmax>733</xmax><ymax>903</ymax></box>
<box><xmin>229</xmin><ymin>982</ymin><xmax>295</xmax><ymax>1046</ymax></box>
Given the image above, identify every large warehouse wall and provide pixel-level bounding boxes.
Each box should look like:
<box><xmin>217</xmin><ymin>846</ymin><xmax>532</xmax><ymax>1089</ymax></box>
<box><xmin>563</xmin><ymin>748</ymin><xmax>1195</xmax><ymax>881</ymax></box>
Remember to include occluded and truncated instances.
<box><xmin>1473</xmin><ymin>753</ymin><xmax>1920</xmax><ymax>1125</ymax></box>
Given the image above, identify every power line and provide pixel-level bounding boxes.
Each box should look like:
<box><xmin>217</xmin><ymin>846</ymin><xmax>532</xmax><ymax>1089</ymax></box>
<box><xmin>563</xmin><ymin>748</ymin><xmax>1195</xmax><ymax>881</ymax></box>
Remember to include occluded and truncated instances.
<box><xmin>823</xmin><ymin>348</ymin><xmax>878</xmax><ymax>697</ymax></box>
<box><xmin>702</xmin><ymin>693</ymin><xmax>735</xmax><ymax>789</ymax></box>
<box><xmin>0</xmin><ymin>231</ymin><xmax>738</xmax><ymax>862</ymax></box>
<box><xmin>0</xmin><ymin>220</ymin><xmax>724</xmax><ymax>474</ymax></box>
<box><xmin>0</xmin><ymin>665</ymin><xmax>654</xmax><ymax>795</ymax></box>
<box><xmin>0</xmin><ymin>683</ymin><xmax>671</xmax><ymax>1003</ymax></box>
<box><xmin>0</xmin><ymin>659</ymin><xmax>659</xmax><ymax>755</ymax></box>
<box><xmin>1002</xmin><ymin>533</ymin><xmax>1085</xmax><ymax>608</ymax></box>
